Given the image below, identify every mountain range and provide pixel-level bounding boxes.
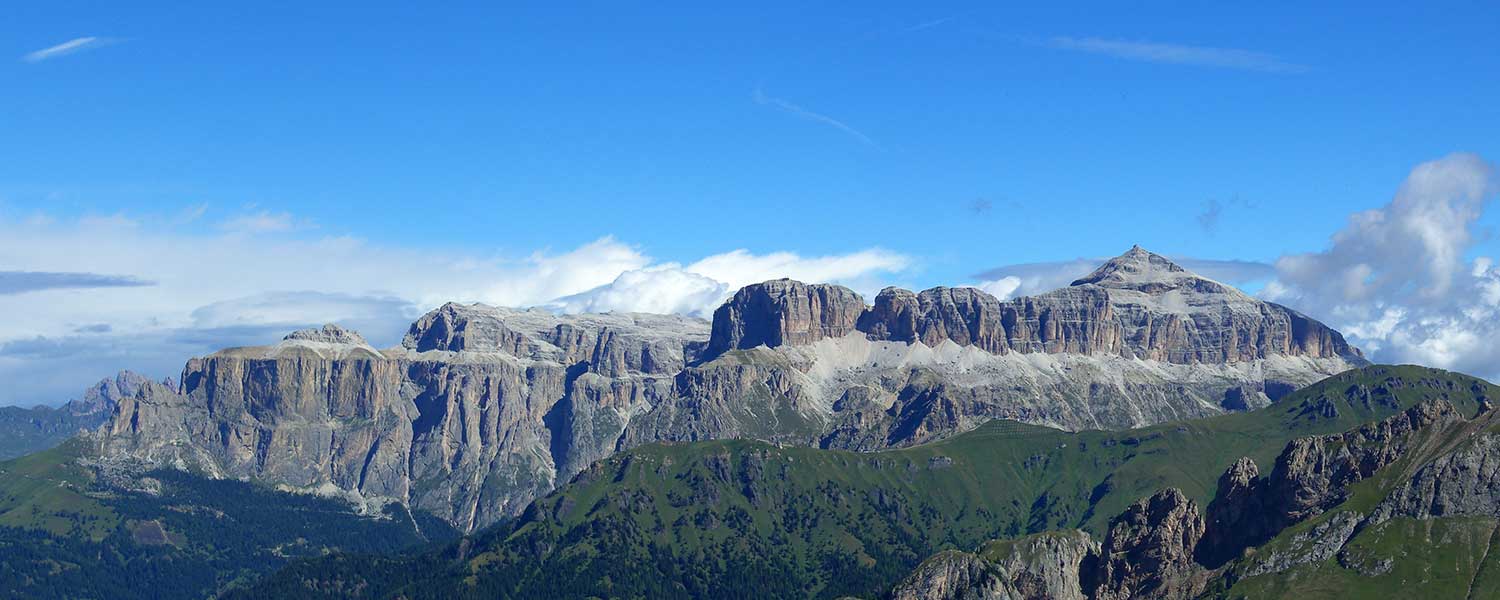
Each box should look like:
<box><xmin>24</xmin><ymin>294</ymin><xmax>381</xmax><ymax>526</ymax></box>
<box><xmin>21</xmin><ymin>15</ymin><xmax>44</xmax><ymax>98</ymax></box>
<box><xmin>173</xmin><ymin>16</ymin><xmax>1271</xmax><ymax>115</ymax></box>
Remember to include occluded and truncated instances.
<box><xmin>16</xmin><ymin>247</ymin><xmax>1476</xmax><ymax>599</ymax></box>
<box><xmin>92</xmin><ymin>247</ymin><xmax>1362</xmax><ymax>532</ymax></box>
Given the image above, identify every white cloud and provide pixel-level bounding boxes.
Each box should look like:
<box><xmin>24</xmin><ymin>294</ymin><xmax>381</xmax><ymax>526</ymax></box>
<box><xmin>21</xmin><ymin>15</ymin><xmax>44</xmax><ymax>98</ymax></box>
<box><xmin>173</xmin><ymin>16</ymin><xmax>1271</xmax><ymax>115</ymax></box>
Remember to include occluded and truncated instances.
<box><xmin>1264</xmin><ymin>153</ymin><xmax>1500</xmax><ymax>378</ymax></box>
<box><xmin>550</xmin><ymin>267</ymin><xmax>729</xmax><ymax>317</ymax></box>
<box><xmin>1046</xmin><ymin>37</ymin><xmax>1307</xmax><ymax>73</ymax></box>
<box><xmin>23</xmin><ymin>37</ymin><xmax>114</xmax><ymax>63</ymax></box>
<box><xmin>552</xmin><ymin>247</ymin><xmax>912</xmax><ymax>317</ymax></box>
<box><xmin>0</xmin><ymin>209</ymin><xmax>910</xmax><ymax>404</ymax></box>
<box><xmin>975</xmin><ymin>276</ymin><xmax>1022</xmax><ymax>300</ymax></box>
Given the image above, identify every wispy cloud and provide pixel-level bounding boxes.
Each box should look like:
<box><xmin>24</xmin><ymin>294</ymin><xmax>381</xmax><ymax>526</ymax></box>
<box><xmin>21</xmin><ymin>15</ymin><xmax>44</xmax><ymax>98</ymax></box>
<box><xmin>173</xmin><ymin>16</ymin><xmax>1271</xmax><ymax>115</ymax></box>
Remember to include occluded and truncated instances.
<box><xmin>754</xmin><ymin>88</ymin><xmax>878</xmax><ymax>147</ymax></box>
<box><xmin>22</xmin><ymin>37</ymin><xmax>117</xmax><ymax>63</ymax></box>
<box><xmin>1046</xmin><ymin>36</ymin><xmax>1308</xmax><ymax>73</ymax></box>
<box><xmin>0</xmin><ymin>271</ymin><xmax>154</xmax><ymax>295</ymax></box>
<box><xmin>905</xmin><ymin>16</ymin><xmax>956</xmax><ymax>33</ymax></box>
<box><xmin>218</xmin><ymin>210</ymin><xmax>305</xmax><ymax>235</ymax></box>
<box><xmin>972</xmin><ymin>255</ymin><xmax>1276</xmax><ymax>299</ymax></box>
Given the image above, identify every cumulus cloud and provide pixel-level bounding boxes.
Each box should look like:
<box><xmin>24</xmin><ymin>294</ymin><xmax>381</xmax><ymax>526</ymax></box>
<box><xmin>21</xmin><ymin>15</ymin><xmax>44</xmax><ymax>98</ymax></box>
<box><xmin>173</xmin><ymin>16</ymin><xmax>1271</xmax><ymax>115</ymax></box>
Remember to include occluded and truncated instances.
<box><xmin>552</xmin><ymin>247</ymin><xmax>911</xmax><ymax>317</ymax></box>
<box><xmin>0</xmin><ymin>210</ymin><xmax>909</xmax><ymax>405</ymax></box>
<box><xmin>975</xmin><ymin>276</ymin><xmax>1022</xmax><ymax>300</ymax></box>
<box><xmin>1263</xmin><ymin>153</ymin><xmax>1500</xmax><ymax>377</ymax></box>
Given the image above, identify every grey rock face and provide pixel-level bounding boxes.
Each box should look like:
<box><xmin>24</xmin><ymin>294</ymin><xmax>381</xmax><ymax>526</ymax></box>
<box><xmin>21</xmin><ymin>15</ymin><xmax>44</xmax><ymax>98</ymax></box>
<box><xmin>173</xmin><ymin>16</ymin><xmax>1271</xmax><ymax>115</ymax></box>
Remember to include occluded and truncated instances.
<box><xmin>986</xmin><ymin>531</ymin><xmax>1097</xmax><ymax>600</ymax></box>
<box><xmin>283</xmin><ymin>324</ymin><xmax>370</xmax><ymax>346</ymax></box>
<box><xmin>1268</xmin><ymin>399</ymin><xmax>1459</xmax><ymax>523</ymax></box>
<box><xmin>69</xmin><ymin>370</ymin><xmax>152</xmax><ymax>416</ymax></box>
<box><xmin>102</xmin><ymin>308</ymin><xmax>708</xmax><ymax>532</ymax></box>
<box><xmin>94</xmin><ymin>248</ymin><xmax>1365</xmax><ymax>532</ymax></box>
<box><xmin>1196</xmin><ymin>399</ymin><xmax>1462</xmax><ymax>566</ymax></box>
<box><xmin>888</xmin><ymin>532</ymin><xmax>1096</xmax><ymax>600</ymax></box>
<box><xmin>707</xmin><ymin>279</ymin><xmax>866</xmax><ymax>356</ymax></box>
<box><xmin>888</xmin><ymin>550</ymin><xmax>1008</xmax><ymax>600</ymax></box>
<box><xmin>1085</xmin><ymin>488</ymin><xmax>1207</xmax><ymax>600</ymax></box>
<box><xmin>1237</xmin><ymin>510</ymin><xmax>1362</xmax><ymax>579</ymax></box>
<box><xmin>1375</xmin><ymin>431</ymin><xmax>1500</xmax><ymax>520</ymax></box>
<box><xmin>850</xmin><ymin>247</ymin><xmax>1361</xmax><ymax>365</ymax></box>
<box><xmin>861</xmin><ymin>286</ymin><xmax>1017</xmax><ymax>354</ymax></box>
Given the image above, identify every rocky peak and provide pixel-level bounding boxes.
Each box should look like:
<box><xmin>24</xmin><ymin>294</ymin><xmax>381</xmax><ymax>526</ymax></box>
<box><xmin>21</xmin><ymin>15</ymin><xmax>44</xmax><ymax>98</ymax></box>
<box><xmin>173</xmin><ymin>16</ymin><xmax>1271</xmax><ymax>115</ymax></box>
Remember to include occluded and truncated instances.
<box><xmin>283</xmin><ymin>324</ymin><xmax>369</xmax><ymax>346</ymax></box>
<box><xmin>1085</xmin><ymin>488</ymin><xmax>1207</xmax><ymax>600</ymax></box>
<box><xmin>402</xmin><ymin>302</ymin><xmax>525</xmax><ymax>353</ymax></box>
<box><xmin>706</xmin><ymin>279</ymin><xmax>865</xmax><ymax>356</ymax></box>
<box><xmin>1072</xmin><ymin>246</ymin><xmax>1190</xmax><ymax>286</ymax></box>
<box><xmin>68</xmin><ymin>370</ymin><xmax>153</xmax><ymax>416</ymax></box>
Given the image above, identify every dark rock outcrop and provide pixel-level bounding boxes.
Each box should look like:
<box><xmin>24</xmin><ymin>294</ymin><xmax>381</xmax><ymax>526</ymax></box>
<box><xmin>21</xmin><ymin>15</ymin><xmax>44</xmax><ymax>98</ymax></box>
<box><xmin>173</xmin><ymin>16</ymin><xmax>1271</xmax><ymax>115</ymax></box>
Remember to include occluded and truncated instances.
<box><xmin>707</xmin><ymin>279</ymin><xmax>866</xmax><ymax>356</ymax></box>
<box><xmin>1084</xmin><ymin>488</ymin><xmax>1207</xmax><ymax>600</ymax></box>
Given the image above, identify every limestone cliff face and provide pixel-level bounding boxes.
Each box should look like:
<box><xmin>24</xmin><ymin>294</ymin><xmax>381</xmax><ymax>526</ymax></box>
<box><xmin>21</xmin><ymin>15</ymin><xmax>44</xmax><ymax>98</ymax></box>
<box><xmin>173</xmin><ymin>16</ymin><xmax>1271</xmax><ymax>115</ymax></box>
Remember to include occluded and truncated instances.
<box><xmin>102</xmin><ymin>312</ymin><xmax>707</xmax><ymax>532</ymax></box>
<box><xmin>96</xmin><ymin>248</ymin><xmax>1365</xmax><ymax>532</ymax></box>
<box><xmin>853</xmin><ymin>247</ymin><xmax>1359</xmax><ymax>364</ymax></box>
<box><xmin>707</xmin><ymin>279</ymin><xmax>865</xmax><ymax>356</ymax></box>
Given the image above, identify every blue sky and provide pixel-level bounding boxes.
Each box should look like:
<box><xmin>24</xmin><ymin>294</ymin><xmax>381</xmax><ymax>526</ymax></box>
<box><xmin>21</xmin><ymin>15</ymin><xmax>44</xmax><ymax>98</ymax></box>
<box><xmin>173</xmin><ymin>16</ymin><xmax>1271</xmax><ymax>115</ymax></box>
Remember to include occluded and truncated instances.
<box><xmin>2</xmin><ymin>2</ymin><xmax>1500</xmax><ymax>404</ymax></box>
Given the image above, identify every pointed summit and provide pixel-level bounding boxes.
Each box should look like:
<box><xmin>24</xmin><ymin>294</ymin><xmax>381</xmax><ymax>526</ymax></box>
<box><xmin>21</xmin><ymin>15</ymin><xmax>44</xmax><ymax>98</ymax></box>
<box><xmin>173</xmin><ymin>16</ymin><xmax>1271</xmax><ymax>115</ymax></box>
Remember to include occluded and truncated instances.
<box><xmin>1070</xmin><ymin>246</ymin><xmax>1192</xmax><ymax>288</ymax></box>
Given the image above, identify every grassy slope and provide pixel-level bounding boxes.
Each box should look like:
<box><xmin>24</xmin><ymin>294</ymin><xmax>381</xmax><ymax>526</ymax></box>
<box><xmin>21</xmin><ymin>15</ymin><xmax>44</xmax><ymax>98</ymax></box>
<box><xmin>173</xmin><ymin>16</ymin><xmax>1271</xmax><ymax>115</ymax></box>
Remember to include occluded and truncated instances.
<box><xmin>0</xmin><ymin>441</ymin><xmax>117</xmax><ymax>539</ymax></box>
<box><xmin>239</xmin><ymin>365</ymin><xmax>1496</xmax><ymax>600</ymax></box>
<box><xmin>1205</xmin><ymin>398</ymin><xmax>1500</xmax><ymax>599</ymax></box>
<box><xmin>0</xmin><ymin>439</ymin><xmax>460</xmax><ymax>600</ymax></box>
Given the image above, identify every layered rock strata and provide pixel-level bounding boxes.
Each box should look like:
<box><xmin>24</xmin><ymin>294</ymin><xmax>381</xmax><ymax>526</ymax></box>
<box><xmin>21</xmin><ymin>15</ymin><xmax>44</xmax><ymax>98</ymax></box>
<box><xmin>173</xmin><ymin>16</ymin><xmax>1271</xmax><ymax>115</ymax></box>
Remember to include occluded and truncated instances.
<box><xmin>97</xmin><ymin>248</ymin><xmax>1365</xmax><ymax>531</ymax></box>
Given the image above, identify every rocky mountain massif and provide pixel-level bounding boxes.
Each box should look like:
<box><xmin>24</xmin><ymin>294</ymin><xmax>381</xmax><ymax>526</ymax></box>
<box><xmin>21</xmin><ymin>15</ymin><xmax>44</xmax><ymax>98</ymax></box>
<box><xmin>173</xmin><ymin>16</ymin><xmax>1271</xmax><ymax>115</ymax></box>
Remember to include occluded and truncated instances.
<box><xmin>231</xmin><ymin>365</ymin><xmax>1499</xmax><ymax>599</ymax></box>
<box><xmin>94</xmin><ymin>248</ymin><xmax>1365</xmax><ymax>531</ymax></box>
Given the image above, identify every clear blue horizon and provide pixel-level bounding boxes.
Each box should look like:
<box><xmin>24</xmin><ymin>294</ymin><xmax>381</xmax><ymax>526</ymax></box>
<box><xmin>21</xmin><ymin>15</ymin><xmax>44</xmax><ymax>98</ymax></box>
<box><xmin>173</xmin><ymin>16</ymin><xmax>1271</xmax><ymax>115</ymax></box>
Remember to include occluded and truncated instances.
<box><xmin>3</xmin><ymin>2</ymin><xmax>1499</xmax><ymax>404</ymax></box>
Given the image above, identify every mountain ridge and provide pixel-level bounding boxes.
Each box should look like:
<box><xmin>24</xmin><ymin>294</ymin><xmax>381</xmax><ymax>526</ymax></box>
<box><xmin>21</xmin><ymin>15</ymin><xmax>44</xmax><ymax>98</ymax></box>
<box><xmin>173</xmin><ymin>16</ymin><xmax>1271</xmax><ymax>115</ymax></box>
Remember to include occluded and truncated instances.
<box><xmin>92</xmin><ymin>247</ymin><xmax>1365</xmax><ymax>532</ymax></box>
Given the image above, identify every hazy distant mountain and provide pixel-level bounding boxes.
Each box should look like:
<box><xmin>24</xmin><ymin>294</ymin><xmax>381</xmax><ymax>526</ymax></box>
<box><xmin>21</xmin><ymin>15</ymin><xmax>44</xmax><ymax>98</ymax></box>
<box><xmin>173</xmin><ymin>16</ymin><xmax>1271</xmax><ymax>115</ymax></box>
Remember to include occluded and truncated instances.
<box><xmin>0</xmin><ymin>370</ymin><xmax>152</xmax><ymax>459</ymax></box>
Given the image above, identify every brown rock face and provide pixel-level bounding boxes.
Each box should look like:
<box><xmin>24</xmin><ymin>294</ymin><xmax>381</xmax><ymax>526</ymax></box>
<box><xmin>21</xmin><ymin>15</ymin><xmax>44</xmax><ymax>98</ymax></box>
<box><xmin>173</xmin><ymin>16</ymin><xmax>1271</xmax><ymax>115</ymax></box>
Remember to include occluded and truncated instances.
<box><xmin>1085</xmin><ymin>488</ymin><xmax>1206</xmax><ymax>600</ymax></box>
<box><xmin>706</xmin><ymin>279</ymin><xmax>865</xmax><ymax>355</ymax></box>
